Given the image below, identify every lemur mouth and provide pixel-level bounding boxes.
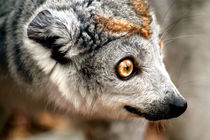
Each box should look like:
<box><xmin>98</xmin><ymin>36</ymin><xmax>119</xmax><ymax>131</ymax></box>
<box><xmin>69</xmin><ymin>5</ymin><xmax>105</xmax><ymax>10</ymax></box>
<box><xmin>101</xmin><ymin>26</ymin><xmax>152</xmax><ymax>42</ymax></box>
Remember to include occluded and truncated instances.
<box><xmin>124</xmin><ymin>103</ymin><xmax>187</xmax><ymax>121</ymax></box>
<box><xmin>124</xmin><ymin>106</ymin><xmax>164</xmax><ymax>121</ymax></box>
<box><xmin>125</xmin><ymin>105</ymin><xmax>170</xmax><ymax>121</ymax></box>
<box><xmin>124</xmin><ymin>105</ymin><xmax>143</xmax><ymax>116</ymax></box>
<box><xmin>124</xmin><ymin>105</ymin><xmax>144</xmax><ymax>117</ymax></box>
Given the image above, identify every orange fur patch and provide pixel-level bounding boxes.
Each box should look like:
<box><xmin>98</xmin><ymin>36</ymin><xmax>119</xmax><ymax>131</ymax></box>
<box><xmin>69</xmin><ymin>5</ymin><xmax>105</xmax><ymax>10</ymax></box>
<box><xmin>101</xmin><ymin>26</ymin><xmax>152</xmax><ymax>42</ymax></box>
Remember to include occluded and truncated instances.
<box><xmin>94</xmin><ymin>0</ymin><xmax>153</xmax><ymax>39</ymax></box>
<box><xmin>159</xmin><ymin>37</ymin><xmax>163</xmax><ymax>49</ymax></box>
<box><xmin>131</xmin><ymin>0</ymin><xmax>153</xmax><ymax>38</ymax></box>
<box><xmin>94</xmin><ymin>15</ymin><xmax>151</xmax><ymax>38</ymax></box>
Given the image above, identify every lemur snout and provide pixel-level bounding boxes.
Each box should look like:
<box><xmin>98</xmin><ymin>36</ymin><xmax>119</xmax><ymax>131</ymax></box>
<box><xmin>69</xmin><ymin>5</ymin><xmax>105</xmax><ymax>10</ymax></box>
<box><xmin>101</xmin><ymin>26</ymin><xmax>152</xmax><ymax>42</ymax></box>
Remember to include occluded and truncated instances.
<box><xmin>168</xmin><ymin>97</ymin><xmax>187</xmax><ymax>118</ymax></box>
<box><xmin>124</xmin><ymin>94</ymin><xmax>187</xmax><ymax>121</ymax></box>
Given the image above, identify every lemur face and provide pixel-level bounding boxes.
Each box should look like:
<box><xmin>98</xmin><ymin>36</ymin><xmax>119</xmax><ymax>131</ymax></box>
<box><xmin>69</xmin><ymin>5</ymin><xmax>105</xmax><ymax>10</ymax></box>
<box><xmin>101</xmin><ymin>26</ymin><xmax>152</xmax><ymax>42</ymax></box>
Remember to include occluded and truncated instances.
<box><xmin>83</xmin><ymin>35</ymin><xmax>187</xmax><ymax>120</ymax></box>
<box><xmin>24</xmin><ymin>0</ymin><xmax>187</xmax><ymax>120</ymax></box>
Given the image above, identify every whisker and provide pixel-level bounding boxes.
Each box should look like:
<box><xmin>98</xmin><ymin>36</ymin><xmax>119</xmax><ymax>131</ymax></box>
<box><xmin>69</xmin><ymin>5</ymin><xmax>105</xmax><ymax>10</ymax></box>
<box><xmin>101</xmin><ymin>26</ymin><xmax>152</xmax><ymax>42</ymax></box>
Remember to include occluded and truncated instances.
<box><xmin>173</xmin><ymin>56</ymin><xmax>188</xmax><ymax>88</ymax></box>
<box><xmin>160</xmin><ymin>14</ymin><xmax>202</xmax><ymax>40</ymax></box>
<box><xmin>163</xmin><ymin>34</ymin><xmax>204</xmax><ymax>47</ymax></box>
<box><xmin>160</xmin><ymin>15</ymin><xmax>188</xmax><ymax>40</ymax></box>
<box><xmin>89</xmin><ymin>94</ymin><xmax>98</xmax><ymax>118</ymax></box>
<box><xmin>161</xmin><ymin>0</ymin><xmax>177</xmax><ymax>27</ymax></box>
<box><xmin>163</xmin><ymin>34</ymin><xmax>203</xmax><ymax>41</ymax></box>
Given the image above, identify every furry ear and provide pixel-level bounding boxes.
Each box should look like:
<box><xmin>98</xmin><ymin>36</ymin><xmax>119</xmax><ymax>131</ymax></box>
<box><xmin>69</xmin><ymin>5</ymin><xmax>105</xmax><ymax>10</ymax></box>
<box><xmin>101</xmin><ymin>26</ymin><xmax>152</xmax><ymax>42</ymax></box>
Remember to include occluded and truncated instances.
<box><xmin>27</xmin><ymin>10</ymin><xmax>72</xmax><ymax>64</ymax></box>
<box><xmin>27</xmin><ymin>10</ymin><xmax>59</xmax><ymax>48</ymax></box>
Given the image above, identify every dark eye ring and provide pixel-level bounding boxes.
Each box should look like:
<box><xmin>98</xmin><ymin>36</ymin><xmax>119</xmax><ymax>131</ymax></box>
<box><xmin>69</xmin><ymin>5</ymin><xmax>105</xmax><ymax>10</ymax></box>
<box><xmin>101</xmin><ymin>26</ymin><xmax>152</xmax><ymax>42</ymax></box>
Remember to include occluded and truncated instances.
<box><xmin>115</xmin><ymin>56</ymin><xmax>138</xmax><ymax>80</ymax></box>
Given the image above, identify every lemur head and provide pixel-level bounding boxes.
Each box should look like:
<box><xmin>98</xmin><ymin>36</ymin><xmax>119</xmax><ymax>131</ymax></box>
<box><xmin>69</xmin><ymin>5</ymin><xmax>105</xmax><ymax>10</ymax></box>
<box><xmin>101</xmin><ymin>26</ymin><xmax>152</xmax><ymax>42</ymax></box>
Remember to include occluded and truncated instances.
<box><xmin>23</xmin><ymin>0</ymin><xmax>187</xmax><ymax>121</ymax></box>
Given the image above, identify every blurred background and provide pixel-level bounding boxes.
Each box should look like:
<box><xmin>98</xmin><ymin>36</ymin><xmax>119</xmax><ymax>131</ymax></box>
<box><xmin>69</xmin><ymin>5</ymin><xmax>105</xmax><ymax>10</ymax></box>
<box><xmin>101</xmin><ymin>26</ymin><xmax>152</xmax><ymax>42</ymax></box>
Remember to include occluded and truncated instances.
<box><xmin>0</xmin><ymin>0</ymin><xmax>210</xmax><ymax>140</ymax></box>
<box><xmin>151</xmin><ymin>0</ymin><xmax>210</xmax><ymax>140</ymax></box>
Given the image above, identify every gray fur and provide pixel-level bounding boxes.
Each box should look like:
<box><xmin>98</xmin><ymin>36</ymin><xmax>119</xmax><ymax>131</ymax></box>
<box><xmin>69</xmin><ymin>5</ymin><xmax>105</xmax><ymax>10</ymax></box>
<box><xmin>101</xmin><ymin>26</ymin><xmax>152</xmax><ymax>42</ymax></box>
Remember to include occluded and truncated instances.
<box><xmin>0</xmin><ymin>0</ymin><xmax>186</xmax><ymax>139</ymax></box>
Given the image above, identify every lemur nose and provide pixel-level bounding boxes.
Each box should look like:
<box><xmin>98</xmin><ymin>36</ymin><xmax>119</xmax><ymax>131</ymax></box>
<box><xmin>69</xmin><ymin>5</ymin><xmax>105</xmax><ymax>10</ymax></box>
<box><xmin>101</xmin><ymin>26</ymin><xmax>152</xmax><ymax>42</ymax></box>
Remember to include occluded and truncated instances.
<box><xmin>169</xmin><ymin>98</ymin><xmax>187</xmax><ymax>118</ymax></box>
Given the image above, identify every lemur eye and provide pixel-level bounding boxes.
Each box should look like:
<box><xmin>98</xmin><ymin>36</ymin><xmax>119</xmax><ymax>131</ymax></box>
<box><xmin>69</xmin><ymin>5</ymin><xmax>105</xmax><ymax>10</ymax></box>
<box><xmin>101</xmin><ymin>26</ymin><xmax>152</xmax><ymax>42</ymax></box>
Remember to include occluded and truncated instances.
<box><xmin>116</xmin><ymin>58</ymin><xmax>136</xmax><ymax>80</ymax></box>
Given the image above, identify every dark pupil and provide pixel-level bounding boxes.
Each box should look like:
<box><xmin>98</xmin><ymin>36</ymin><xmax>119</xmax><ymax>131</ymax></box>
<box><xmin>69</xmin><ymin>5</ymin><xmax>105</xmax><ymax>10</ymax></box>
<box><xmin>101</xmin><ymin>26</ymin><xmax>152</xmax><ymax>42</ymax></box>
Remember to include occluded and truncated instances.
<box><xmin>126</xmin><ymin>65</ymin><xmax>130</xmax><ymax>71</ymax></box>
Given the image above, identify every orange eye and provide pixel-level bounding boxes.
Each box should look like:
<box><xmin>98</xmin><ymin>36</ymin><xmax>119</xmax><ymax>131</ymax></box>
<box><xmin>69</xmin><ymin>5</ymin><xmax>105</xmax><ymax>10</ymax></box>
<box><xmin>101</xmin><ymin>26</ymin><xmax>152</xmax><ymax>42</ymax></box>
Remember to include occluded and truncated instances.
<box><xmin>117</xmin><ymin>59</ymin><xmax>134</xmax><ymax>78</ymax></box>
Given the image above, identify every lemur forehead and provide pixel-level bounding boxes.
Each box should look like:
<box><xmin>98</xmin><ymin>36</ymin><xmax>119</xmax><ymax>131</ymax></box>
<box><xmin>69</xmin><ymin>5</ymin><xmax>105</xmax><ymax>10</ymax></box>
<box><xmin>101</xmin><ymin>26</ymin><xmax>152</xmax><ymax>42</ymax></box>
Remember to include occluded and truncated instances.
<box><xmin>94</xmin><ymin>0</ymin><xmax>153</xmax><ymax>39</ymax></box>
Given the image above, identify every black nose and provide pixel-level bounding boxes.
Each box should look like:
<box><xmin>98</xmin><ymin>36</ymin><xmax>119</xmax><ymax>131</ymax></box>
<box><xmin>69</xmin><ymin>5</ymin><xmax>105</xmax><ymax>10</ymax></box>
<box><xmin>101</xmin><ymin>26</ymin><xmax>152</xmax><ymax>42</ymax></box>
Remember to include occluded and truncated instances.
<box><xmin>169</xmin><ymin>98</ymin><xmax>187</xmax><ymax>118</ymax></box>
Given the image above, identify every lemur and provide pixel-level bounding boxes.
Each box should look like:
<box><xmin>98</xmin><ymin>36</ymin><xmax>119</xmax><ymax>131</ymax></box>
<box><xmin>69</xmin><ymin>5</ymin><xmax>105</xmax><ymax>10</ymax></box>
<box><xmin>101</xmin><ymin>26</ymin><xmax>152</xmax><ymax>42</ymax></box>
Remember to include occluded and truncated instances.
<box><xmin>0</xmin><ymin>0</ymin><xmax>187</xmax><ymax>139</ymax></box>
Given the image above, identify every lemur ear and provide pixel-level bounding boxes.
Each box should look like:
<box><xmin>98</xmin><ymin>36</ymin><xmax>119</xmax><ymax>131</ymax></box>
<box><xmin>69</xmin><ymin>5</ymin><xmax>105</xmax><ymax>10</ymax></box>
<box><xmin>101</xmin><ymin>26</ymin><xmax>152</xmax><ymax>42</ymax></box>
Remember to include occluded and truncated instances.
<box><xmin>27</xmin><ymin>10</ymin><xmax>72</xmax><ymax>64</ymax></box>
<box><xmin>27</xmin><ymin>10</ymin><xmax>58</xmax><ymax>47</ymax></box>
